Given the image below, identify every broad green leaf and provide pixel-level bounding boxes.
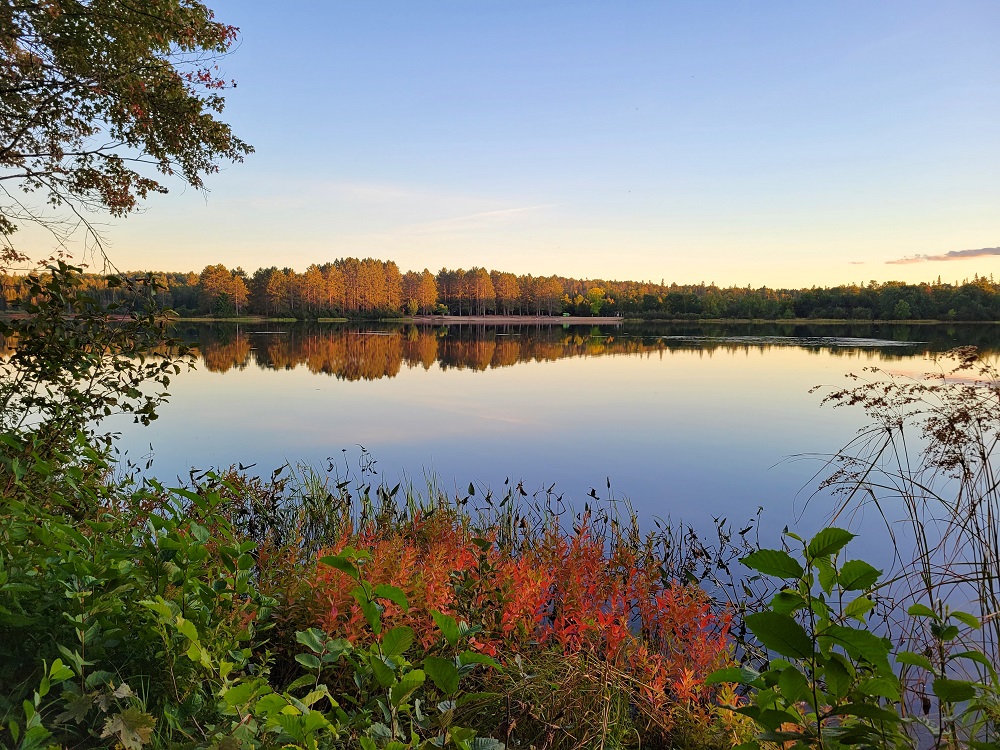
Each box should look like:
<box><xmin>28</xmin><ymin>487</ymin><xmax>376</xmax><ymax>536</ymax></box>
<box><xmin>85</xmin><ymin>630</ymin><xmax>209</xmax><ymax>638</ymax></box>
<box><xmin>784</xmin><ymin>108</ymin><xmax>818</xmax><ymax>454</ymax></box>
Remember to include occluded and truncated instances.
<box><xmin>745</xmin><ymin>612</ymin><xmax>813</xmax><ymax>659</ymax></box>
<box><xmin>381</xmin><ymin>626</ymin><xmax>414</xmax><ymax>657</ymax></box>
<box><xmin>778</xmin><ymin>667</ymin><xmax>810</xmax><ymax>704</ymax></box>
<box><xmin>769</xmin><ymin>590</ymin><xmax>806</xmax><ymax>615</ymax></box>
<box><xmin>706</xmin><ymin>666</ymin><xmax>758</xmax><ymax>685</ymax></box>
<box><xmin>896</xmin><ymin>651</ymin><xmax>934</xmax><ymax>672</ymax></box>
<box><xmin>370</xmin><ymin>656</ymin><xmax>396</xmax><ymax>688</ymax></box>
<box><xmin>933</xmin><ymin>677</ymin><xmax>976</xmax><ymax>703</ymax></box>
<box><xmin>742</xmin><ymin>550</ymin><xmax>803</xmax><ymax>579</ymax></box>
<box><xmin>295</xmin><ymin>628</ymin><xmax>326</xmax><ymax>654</ymax></box>
<box><xmin>295</xmin><ymin>653</ymin><xmax>321</xmax><ymax>670</ymax></box>
<box><xmin>952</xmin><ymin>611</ymin><xmax>981</xmax><ymax>630</ymax></box>
<box><xmin>806</xmin><ymin>527</ymin><xmax>855</xmax><ymax>559</ymax></box>
<box><xmin>389</xmin><ymin>670</ymin><xmax>425</xmax><ymax>708</ymax></box>
<box><xmin>431</xmin><ymin>609</ymin><xmax>460</xmax><ymax>647</ymax></box>
<box><xmin>823</xmin><ymin>653</ymin><xmax>853</xmax><ymax>700</ymax></box>
<box><xmin>816</xmin><ymin>556</ymin><xmax>837</xmax><ymax>595</ymax></box>
<box><xmin>838</xmin><ymin>560</ymin><xmax>882</xmax><ymax>591</ymax></box>
<box><xmin>843</xmin><ymin>596</ymin><xmax>875</xmax><ymax>622</ymax></box>
<box><xmin>318</xmin><ymin>555</ymin><xmax>359</xmax><ymax>581</ymax></box>
<box><xmin>223</xmin><ymin>682</ymin><xmax>257</xmax><ymax>707</ymax></box>
<box><xmin>820</xmin><ymin>624</ymin><xmax>891</xmax><ymax>671</ymax></box>
<box><xmin>830</xmin><ymin>703</ymin><xmax>901</xmax><ymax>722</ymax></box>
<box><xmin>858</xmin><ymin>676</ymin><xmax>901</xmax><ymax>701</ymax></box>
<box><xmin>458</xmin><ymin>651</ymin><xmax>501</xmax><ymax>670</ymax></box>
<box><xmin>372</xmin><ymin>584</ymin><xmax>408</xmax><ymax>612</ymax></box>
<box><xmin>423</xmin><ymin>656</ymin><xmax>460</xmax><ymax>695</ymax></box>
<box><xmin>907</xmin><ymin>603</ymin><xmax>936</xmax><ymax>619</ymax></box>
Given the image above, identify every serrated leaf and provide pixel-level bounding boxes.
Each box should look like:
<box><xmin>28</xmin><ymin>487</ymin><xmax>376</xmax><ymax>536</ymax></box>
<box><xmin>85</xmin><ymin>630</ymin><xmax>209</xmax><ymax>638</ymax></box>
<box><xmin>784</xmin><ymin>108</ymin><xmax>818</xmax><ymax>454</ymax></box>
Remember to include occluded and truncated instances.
<box><xmin>295</xmin><ymin>628</ymin><xmax>326</xmax><ymax>654</ymax></box>
<box><xmin>381</xmin><ymin>626</ymin><xmax>414</xmax><ymax>657</ymax></box>
<box><xmin>373</xmin><ymin>584</ymin><xmax>408</xmax><ymax>612</ymax></box>
<box><xmin>858</xmin><ymin>676</ymin><xmax>900</xmax><ymax>701</ymax></box>
<box><xmin>838</xmin><ymin>560</ymin><xmax>882</xmax><ymax>591</ymax></box>
<box><xmin>896</xmin><ymin>651</ymin><xmax>935</xmax><ymax>672</ymax></box>
<box><xmin>907</xmin><ymin>603</ymin><xmax>936</xmax><ymax>618</ymax></box>
<box><xmin>424</xmin><ymin>656</ymin><xmax>460</xmax><ymax>695</ymax></box>
<box><xmin>821</xmin><ymin>624</ymin><xmax>891</xmax><ymax>670</ymax></box>
<box><xmin>952</xmin><ymin>611</ymin><xmax>981</xmax><ymax>629</ymax></box>
<box><xmin>458</xmin><ymin>651</ymin><xmax>501</xmax><ymax>670</ymax></box>
<box><xmin>769</xmin><ymin>590</ymin><xmax>806</xmax><ymax>615</ymax></box>
<box><xmin>806</xmin><ymin>527</ymin><xmax>855</xmax><ymax>559</ymax></box>
<box><xmin>318</xmin><ymin>555</ymin><xmax>359</xmax><ymax>580</ymax></box>
<box><xmin>824</xmin><ymin>653</ymin><xmax>852</xmax><ymax>700</ymax></box>
<box><xmin>370</xmin><ymin>656</ymin><xmax>396</xmax><ymax>688</ymax></box>
<box><xmin>742</xmin><ymin>550</ymin><xmax>803</xmax><ymax>579</ymax></box>
<box><xmin>431</xmin><ymin>609</ymin><xmax>460</xmax><ymax>647</ymax></box>
<box><xmin>295</xmin><ymin>653</ymin><xmax>321</xmax><ymax>670</ymax></box>
<box><xmin>389</xmin><ymin>670</ymin><xmax>425</xmax><ymax>708</ymax></box>
<box><xmin>745</xmin><ymin>612</ymin><xmax>813</xmax><ymax>659</ymax></box>
<box><xmin>934</xmin><ymin>677</ymin><xmax>976</xmax><ymax>703</ymax></box>
<box><xmin>706</xmin><ymin>666</ymin><xmax>758</xmax><ymax>685</ymax></box>
<box><xmin>778</xmin><ymin>667</ymin><xmax>810</xmax><ymax>704</ymax></box>
<box><xmin>843</xmin><ymin>596</ymin><xmax>875</xmax><ymax>622</ymax></box>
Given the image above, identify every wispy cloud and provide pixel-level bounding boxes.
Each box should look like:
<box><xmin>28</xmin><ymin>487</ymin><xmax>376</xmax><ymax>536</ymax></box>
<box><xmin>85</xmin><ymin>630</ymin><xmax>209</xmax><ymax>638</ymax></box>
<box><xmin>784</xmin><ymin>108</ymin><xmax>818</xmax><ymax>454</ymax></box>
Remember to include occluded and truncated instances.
<box><xmin>886</xmin><ymin>247</ymin><xmax>1000</xmax><ymax>265</ymax></box>
<box><xmin>847</xmin><ymin>261</ymin><xmax>866</xmax><ymax>265</ymax></box>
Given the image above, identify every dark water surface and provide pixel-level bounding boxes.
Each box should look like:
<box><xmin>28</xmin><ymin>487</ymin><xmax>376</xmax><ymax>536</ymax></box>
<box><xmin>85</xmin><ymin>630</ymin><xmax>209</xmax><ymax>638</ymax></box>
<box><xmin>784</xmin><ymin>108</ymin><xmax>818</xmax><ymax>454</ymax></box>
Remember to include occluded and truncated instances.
<box><xmin>116</xmin><ymin>321</ymin><xmax>1000</xmax><ymax>551</ymax></box>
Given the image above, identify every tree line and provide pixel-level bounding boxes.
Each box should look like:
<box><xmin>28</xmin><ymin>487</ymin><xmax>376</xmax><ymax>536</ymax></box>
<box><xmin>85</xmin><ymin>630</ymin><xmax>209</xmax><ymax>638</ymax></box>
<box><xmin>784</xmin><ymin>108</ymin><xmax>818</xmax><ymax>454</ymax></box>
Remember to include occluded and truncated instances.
<box><xmin>3</xmin><ymin>258</ymin><xmax>1000</xmax><ymax>321</ymax></box>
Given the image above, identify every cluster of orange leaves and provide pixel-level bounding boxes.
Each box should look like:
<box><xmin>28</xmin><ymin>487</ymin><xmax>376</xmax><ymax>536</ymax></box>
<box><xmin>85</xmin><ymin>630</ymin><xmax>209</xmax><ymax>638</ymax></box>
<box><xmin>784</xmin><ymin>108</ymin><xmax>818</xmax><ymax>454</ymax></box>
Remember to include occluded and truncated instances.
<box><xmin>308</xmin><ymin>512</ymin><xmax>733</xmax><ymax>722</ymax></box>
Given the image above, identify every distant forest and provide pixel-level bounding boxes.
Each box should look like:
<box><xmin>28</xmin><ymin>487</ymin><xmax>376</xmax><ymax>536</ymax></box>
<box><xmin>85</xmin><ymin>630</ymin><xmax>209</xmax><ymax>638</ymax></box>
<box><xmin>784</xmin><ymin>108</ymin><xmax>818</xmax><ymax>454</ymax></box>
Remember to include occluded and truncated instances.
<box><xmin>3</xmin><ymin>258</ymin><xmax>1000</xmax><ymax>321</ymax></box>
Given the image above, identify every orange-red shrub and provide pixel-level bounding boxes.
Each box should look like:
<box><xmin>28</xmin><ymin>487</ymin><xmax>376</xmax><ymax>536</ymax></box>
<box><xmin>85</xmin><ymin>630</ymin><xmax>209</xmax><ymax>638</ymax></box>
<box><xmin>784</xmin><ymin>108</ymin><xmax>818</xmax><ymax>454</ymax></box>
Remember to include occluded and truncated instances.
<box><xmin>307</xmin><ymin>510</ymin><xmax>731</xmax><ymax>726</ymax></box>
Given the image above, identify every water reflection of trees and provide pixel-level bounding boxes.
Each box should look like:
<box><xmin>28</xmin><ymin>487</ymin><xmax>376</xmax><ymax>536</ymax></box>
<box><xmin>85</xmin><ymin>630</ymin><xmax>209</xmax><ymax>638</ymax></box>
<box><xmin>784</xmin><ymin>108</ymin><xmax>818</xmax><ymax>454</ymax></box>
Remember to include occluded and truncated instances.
<box><xmin>183</xmin><ymin>324</ymin><xmax>1000</xmax><ymax>381</ymax></box>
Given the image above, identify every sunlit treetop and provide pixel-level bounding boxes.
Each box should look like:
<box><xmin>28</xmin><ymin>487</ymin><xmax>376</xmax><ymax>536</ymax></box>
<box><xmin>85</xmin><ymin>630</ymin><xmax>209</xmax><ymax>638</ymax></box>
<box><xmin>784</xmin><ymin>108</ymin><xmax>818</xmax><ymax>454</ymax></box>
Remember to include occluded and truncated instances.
<box><xmin>0</xmin><ymin>0</ymin><xmax>251</xmax><ymax>259</ymax></box>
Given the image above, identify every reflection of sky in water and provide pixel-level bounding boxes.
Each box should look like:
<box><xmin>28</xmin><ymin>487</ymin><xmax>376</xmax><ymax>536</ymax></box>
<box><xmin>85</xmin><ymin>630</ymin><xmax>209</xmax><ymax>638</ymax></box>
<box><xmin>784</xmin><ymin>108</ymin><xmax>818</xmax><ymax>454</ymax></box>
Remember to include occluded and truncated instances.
<box><xmin>110</xmin><ymin>329</ymin><xmax>979</xmax><ymax>566</ymax></box>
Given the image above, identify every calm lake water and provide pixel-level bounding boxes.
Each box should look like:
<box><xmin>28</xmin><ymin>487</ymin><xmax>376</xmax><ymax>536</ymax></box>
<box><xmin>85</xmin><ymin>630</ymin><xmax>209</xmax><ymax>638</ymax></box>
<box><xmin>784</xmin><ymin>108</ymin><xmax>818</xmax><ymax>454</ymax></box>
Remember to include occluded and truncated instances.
<box><xmin>117</xmin><ymin>321</ymin><xmax>1000</xmax><ymax>554</ymax></box>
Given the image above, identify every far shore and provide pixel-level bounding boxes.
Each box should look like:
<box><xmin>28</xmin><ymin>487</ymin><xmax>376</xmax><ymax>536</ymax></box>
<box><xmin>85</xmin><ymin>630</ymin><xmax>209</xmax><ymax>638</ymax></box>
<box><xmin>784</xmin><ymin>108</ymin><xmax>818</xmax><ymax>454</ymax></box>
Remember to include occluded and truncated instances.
<box><xmin>405</xmin><ymin>314</ymin><xmax>625</xmax><ymax>325</ymax></box>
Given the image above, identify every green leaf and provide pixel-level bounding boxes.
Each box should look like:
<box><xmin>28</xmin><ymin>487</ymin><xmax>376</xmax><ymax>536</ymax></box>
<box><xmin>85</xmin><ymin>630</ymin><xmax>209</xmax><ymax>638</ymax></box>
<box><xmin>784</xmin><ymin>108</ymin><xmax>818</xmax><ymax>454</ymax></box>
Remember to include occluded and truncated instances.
<box><xmin>222</xmin><ymin>682</ymin><xmax>258</xmax><ymax>707</ymax></box>
<box><xmin>423</xmin><ymin>656</ymin><xmax>460</xmax><ymax>695</ymax></box>
<box><xmin>706</xmin><ymin>666</ymin><xmax>758</xmax><ymax>685</ymax></box>
<box><xmin>389</xmin><ymin>670</ymin><xmax>425</xmax><ymax>708</ymax></box>
<box><xmin>816</xmin><ymin>556</ymin><xmax>837</xmax><ymax>595</ymax></box>
<box><xmin>295</xmin><ymin>653</ymin><xmax>321</xmax><ymax>670</ymax></box>
<box><xmin>823</xmin><ymin>653</ymin><xmax>853</xmax><ymax>700</ymax></box>
<box><xmin>858</xmin><ymin>676</ymin><xmax>901</xmax><ymax>701</ymax></box>
<box><xmin>295</xmin><ymin>628</ymin><xmax>326</xmax><ymax>654</ymax></box>
<box><xmin>741</xmin><ymin>549</ymin><xmax>803</xmax><ymax>579</ymax></box>
<box><xmin>745</xmin><ymin>612</ymin><xmax>813</xmax><ymax>659</ymax></box>
<box><xmin>843</xmin><ymin>596</ymin><xmax>876</xmax><ymax>622</ymax></box>
<box><xmin>952</xmin><ymin>611</ymin><xmax>981</xmax><ymax>630</ymax></box>
<box><xmin>907</xmin><ymin>603</ymin><xmax>937</xmax><ymax>619</ymax></box>
<box><xmin>933</xmin><ymin>677</ymin><xmax>976</xmax><ymax>703</ymax></box>
<box><xmin>381</xmin><ymin>626</ymin><xmax>415</xmax><ymax>657</ymax></box>
<box><xmin>838</xmin><ymin>560</ymin><xmax>882</xmax><ymax>591</ymax></box>
<box><xmin>896</xmin><ymin>651</ymin><xmax>935</xmax><ymax>672</ymax></box>
<box><xmin>769</xmin><ymin>590</ymin><xmax>806</xmax><ymax>615</ymax></box>
<box><xmin>778</xmin><ymin>667</ymin><xmax>810</xmax><ymax>704</ymax></box>
<box><xmin>431</xmin><ymin>609</ymin><xmax>460</xmax><ymax>647</ymax></box>
<box><xmin>458</xmin><ymin>651</ymin><xmax>501</xmax><ymax>670</ymax></box>
<box><xmin>318</xmin><ymin>554</ymin><xmax>359</xmax><ymax>581</ymax></box>
<box><xmin>820</xmin><ymin>624</ymin><xmax>891</xmax><ymax>670</ymax></box>
<box><xmin>370</xmin><ymin>656</ymin><xmax>396</xmax><ymax>688</ymax></box>
<box><xmin>806</xmin><ymin>527</ymin><xmax>855</xmax><ymax>559</ymax></box>
<box><xmin>372</xmin><ymin>584</ymin><xmax>408</xmax><ymax>612</ymax></box>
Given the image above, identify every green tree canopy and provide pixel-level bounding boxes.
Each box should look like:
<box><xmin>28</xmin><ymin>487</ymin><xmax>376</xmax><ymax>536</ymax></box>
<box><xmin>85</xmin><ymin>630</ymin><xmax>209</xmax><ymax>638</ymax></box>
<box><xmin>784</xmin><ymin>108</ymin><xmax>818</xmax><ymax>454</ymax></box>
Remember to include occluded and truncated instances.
<box><xmin>0</xmin><ymin>0</ymin><xmax>251</xmax><ymax>255</ymax></box>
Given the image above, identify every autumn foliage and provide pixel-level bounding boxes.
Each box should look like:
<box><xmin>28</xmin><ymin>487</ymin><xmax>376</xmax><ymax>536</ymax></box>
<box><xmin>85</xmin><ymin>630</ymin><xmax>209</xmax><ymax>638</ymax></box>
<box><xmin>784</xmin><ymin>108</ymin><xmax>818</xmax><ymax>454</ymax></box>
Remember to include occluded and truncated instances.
<box><xmin>307</xmin><ymin>509</ymin><xmax>735</xmax><ymax>744</ymax></box>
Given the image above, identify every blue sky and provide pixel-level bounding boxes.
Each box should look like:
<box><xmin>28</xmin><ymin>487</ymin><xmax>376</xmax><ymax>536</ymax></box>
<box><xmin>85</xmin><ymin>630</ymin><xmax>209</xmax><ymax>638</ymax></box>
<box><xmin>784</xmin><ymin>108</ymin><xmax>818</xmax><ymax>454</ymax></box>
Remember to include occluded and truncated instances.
<box><xmin>77</xmin><ymin>1</ymin><xmax>1000</xmax><ymax>286</ymax></box>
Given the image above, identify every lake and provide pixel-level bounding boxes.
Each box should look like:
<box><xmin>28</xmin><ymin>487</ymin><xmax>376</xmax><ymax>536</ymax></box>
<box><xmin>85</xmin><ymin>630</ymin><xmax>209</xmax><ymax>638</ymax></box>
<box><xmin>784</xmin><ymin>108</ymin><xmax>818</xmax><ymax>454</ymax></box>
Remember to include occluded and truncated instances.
<box><xmin>117</xmin><ymin>320</ymin><xmax>1000</xmax><ymax>556</ymax></box>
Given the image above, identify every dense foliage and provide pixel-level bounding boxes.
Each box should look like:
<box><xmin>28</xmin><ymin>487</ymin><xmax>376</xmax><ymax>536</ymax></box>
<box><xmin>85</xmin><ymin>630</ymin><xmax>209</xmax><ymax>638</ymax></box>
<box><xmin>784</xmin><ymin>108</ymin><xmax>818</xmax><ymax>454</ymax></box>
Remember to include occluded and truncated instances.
<box><xmin>0</xmin><ymin>0</ymin><xmax>251</xmax><ymax>249</ymax></box>
<box><xmin>6</xmin><ymin>261</ymin><xmax>1000</xmax><ymax>321</ymax></box>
